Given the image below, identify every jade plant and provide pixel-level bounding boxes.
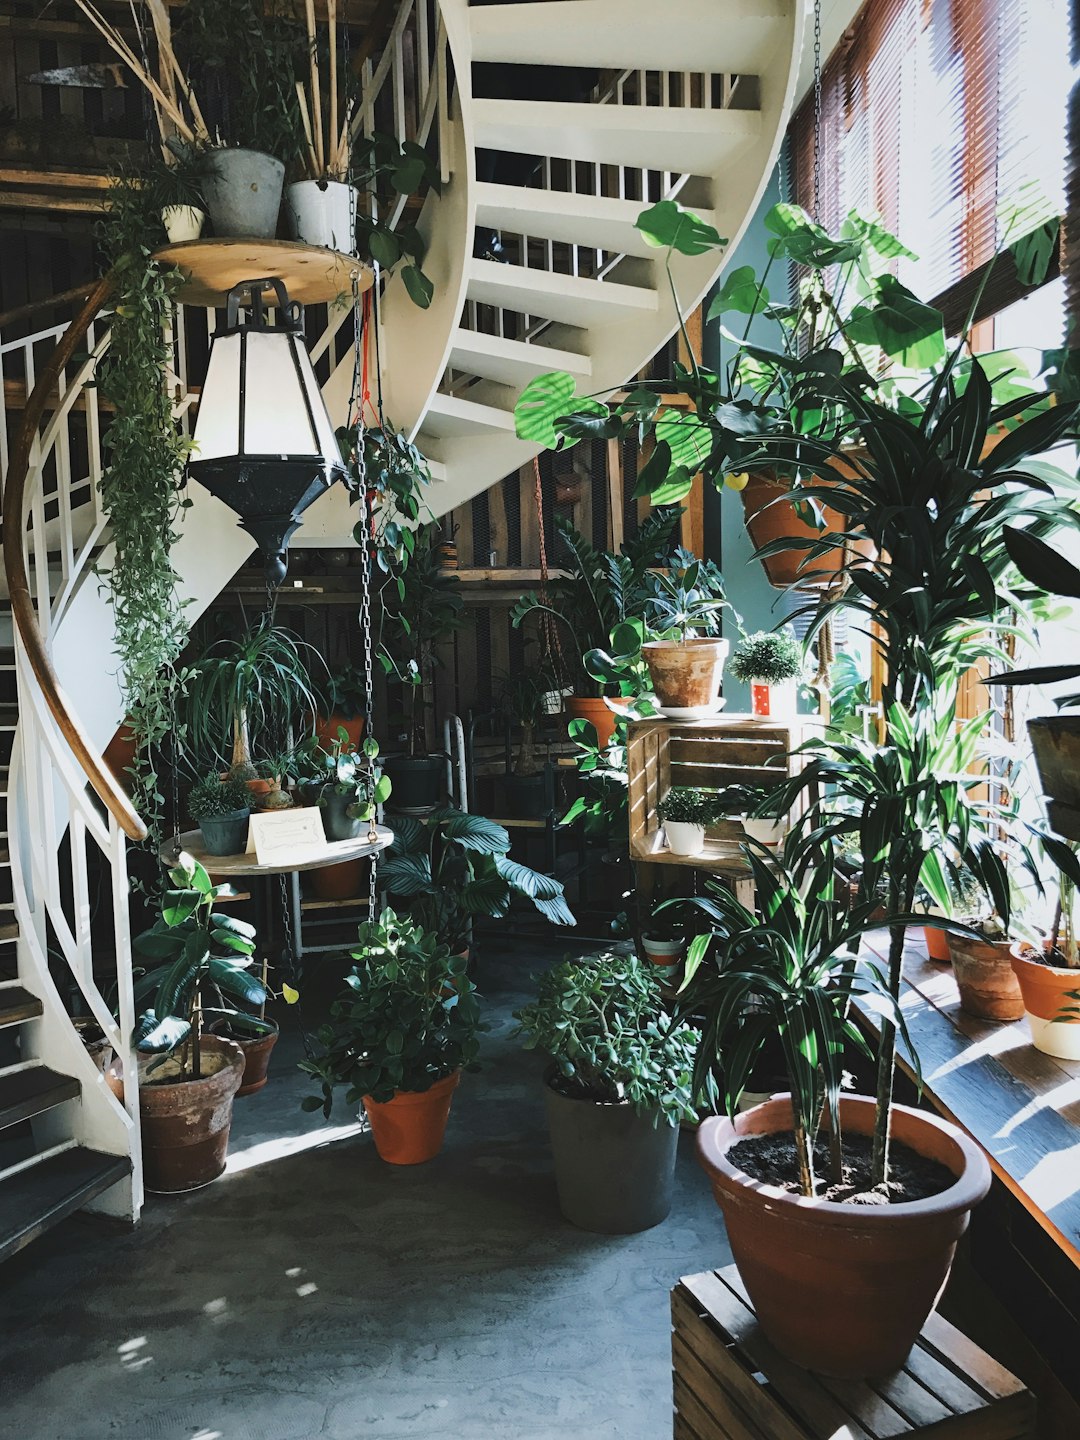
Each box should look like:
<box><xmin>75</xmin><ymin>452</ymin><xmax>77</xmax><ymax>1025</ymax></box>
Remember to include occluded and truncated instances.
<box><xmin>301</xmin><ymin>908</ymin><xmax>483</xmax><ymax>1114</ymax></box>
<box><xmin>513</xmin><ymin>951</ymin><xmax>700</xmax><ymax>1125</ymax></box>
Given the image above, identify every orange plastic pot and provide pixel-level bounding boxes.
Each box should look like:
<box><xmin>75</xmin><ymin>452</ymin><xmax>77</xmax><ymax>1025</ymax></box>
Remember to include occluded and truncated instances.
<box><xmin>315</xmin><ymin>711</ymin><xmax>365</xmax><ymax>751</ymax></box>
<box><xmin>566</xmin><ymin>695</ymin><xmax>630</xmax><ymax>751</ymax></box>
<box><xmin>924</xmin><ymin>925</ymin><xmax>951</xmax><ymax>963</ymax></box>
<box><xmin>697</xmin><ymin>1093</ymin><xmax>991</xmax><ymax>1378</ymax></box>
<box><xmin>363</xmin><ymin>1069</ymin><xmax>460</xmax><ymax>1165</ymax></box>
<box><xmin>1010</xmin><ymin>941</ymin><xmax>1080</xmax><ymax>1059</ymax></box>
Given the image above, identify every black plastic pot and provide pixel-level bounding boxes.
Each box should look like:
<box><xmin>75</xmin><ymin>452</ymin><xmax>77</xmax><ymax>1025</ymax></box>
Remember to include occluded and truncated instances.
<box><xmin>543</xmin><ymin>1078</ymin><xmax>679</xmax><ymax>1233</ymax></box>
<box><xmin>383</xmin><ymin>755</ymin><xmax>443</xmax><ymax>813</ymax></box>
<box><xmin>197</xmin><ymin>809</ymin><xmax>250</xmax><ymax>856</ymax></box>
<box><xmin>319</xmin><ymin>788</ymin><xmax>364</xmax><ymax>842</ymax></box>
<box><xmin>505</xmin><ymin>771</ymin><xmax>549</xmax><ymax>819</ymax></box>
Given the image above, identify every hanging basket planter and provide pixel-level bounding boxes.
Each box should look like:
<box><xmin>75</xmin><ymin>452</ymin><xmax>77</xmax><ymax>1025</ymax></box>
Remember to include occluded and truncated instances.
<box><xmin>740</xmin><ymin>469</ymin><xmax>872</xmax><ymax>591</ymax></box>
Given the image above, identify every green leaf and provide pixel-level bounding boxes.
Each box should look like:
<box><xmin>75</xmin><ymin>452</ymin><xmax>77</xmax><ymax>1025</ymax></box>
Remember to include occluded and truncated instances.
<box><xmin>846</xmin><ymin>276</ymin><xmax>945</xmax><ymax>369</ymax></box>
<box><xmin>764</xmin><ymin>203</ymin><xmax>862</xmax><ymax>267</ymax></box>
<box><xmin>514</xmin><ymin>371</ymin><xmax>581</xmax><ymax>449</ymax></box>
<box><xmin>136</xmin><ymin>1014</ymin><xmax>191</xmax><ymax>1054</ymax></box>
<box><xmin>632</xmin><ymin>440</ymin><xmax>674</xmax><ymax>500</ymax></box>
<box><xmin>655</xmin><ymin>411</ymin><xmax>712</xmax><ymax>471</ymax></box>
<box><xmin>1009</xmin><ymin>219</ymin><xmax>1059</xmax><ymax>288</ymax></box>
<box><xmin>401</xmin><ymin>264</ymin><xmax>434</xmax><ymax>309</ymax></box>
<box><xmin>369</xmin><ymin>228</ymin><xmax>401</xmax><ymax>268</ymax></box>
<box><xmin>707</xmin><ymin>265</ymin><xmax>767</xmax><ymax>319</ymax></box>
<box><xmin>161</xmin><ymin>889</ymin><xmax>200</xmax><ymax>927</ymax></box>
<box><xmin>635</xmin><ymin>200</ymin><xmax>726</xmax><ymax>256</ymax></box>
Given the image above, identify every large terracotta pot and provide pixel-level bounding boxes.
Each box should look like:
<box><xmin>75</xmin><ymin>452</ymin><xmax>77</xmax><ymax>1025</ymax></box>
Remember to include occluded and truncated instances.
<box><xmin>642</xmin><ymin>638</ymin><xmax>728</xmax><ymax>710</ymax></box>
<box><xmin>1010</xmin><ymin>941</ymin><xmax>1080</xmax><ymax>1059</ymax></box>
<box><xmin>363</xmin><ymin>1069</ymin><xmax>460</xmax><ymax>1165</ymax></box>
<box><xmin>697</xmin><ymin>1093</ymin><xmax>991</xmax><ymax>1378</ymax></box>
<box><xmin>311</xmin><ymin>858</ymin><xmax>364</xmax><ymax>901</ymax></box>
<box><xmin>946</xmin><ymin>933</ymin><xmax>1023</xmax><ymax>1021</ymax></box>
<box><xmin>566</xmin><ymin>695</ymin><xmax>630</xmax><ymax>750</ymax></box>
<box><xmin>740</xmin><ymin>471</ymin><xmax>872</xmax><ymax>590</ymax></box>
<box><xmin>108</xmin><ymin>1035</ymin><xmax>245</xmax><ymax>1193</ymax></box>
<box><xmin>315</xmin><ymin>711</ymin><xmax>365</xmax><ymax>752</ymax></box>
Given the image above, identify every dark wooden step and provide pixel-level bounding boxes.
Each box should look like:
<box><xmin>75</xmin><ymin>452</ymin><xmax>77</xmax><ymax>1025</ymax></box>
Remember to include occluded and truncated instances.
<box><xmin>0</xmin><ymin>1064</ymin><xmax>79</xmax><ymax>1130</ymax></box>
<box><xmin>0</xmin><ymin>1147</ymin><xmax>131</xmax><ymax>1264</ymax></box>
<box><xmin>0</xmin><ymin>987</ymin><xmax>41</xmax><ymax>1029</ymax></box>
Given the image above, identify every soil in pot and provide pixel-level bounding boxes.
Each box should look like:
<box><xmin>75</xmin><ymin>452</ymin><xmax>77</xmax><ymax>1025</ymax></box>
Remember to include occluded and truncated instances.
<box><xmin>197</xmin><ymin>809</ymin><xmax>250</xmax><ymax>856</ymax></box>
<box><xmin>108</xmin><ymin>1036</ymin><xmax>245</xmax><ymax>1193</ymax></box>
<box><xmin>1010</xmin><ymin>941</ymin><xmax>1080</xmax><ymax>1059</ymax></box>
<box><xmin>643</xmin><ymin>638</ymin><xmax>728</xmax><ymax>711</ymax></box>
<box><xmin>697</xmin><ymin>1093</ymin><xmax>992</xmax><ymax>1378</ymax></box>
<box><xmin>946</xmin><ymin>932</ymin><xmax>1024</xmax><ymax>1021</ymax></box>
<box><xmin>363</xmin><ymin>1070</ymin><xmax>460</xmax><ymax>1164</ymax></box>
<box><xmin>565</xmin><ymin>695</ymin><xmax>630</xmax><ymax>751</ymax></box>
<box><xmin>728</xmin><ymin>1131</ymin><xmax>954</xmax><ymax>1204</ymax></box>
<box><xmin>544</xmin><ymin>1078</ymin><xmax>679</xmax><ymax>1233</ymax></box>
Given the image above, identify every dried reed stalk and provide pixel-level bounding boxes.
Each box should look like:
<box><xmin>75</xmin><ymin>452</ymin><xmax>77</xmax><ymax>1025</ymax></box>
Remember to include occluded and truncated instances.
<box><xmin>303</xmin><ymin>0</ymin><xmax>324</xmax><ymax>176</ymax></box>
<box><xmin>328</xmin><ymin>0</ymin><xmax>338</xmax><ymax>176</ymax></box>
<box><xmin>75</xmin><ymin>0</ymin><xmax>205</xmax><ymax>147</ymax></box>
<box><xmin>295</xmin><ymin>80</ymin><xmax>320</xmax><ymax>180</ymax></box>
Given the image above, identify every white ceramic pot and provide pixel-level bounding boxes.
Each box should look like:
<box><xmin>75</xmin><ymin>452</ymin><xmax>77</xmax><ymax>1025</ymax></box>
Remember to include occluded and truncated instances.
<box><xmin>285</xmin><ymin>180</ymin><xmax>358</xmax><ymax>252</ymax></box>
<box><xmin>742</xmin><ymin>817</ymin><xmax>786</xmax><ymax>848</ymax></box>
<box><xmin>749</xmin><ymin>679</ymin><xmax>799</xmax><ymax>720</ymax></box>
<box><xmin>641</xmin><ymin>935</ymin><xmax>684</xmax><ymax>967</ymax></box>
<box><xmin>664</xmin><ymin>820</ymin><xmax>705</xmax><ymax>856</ymax></box>
<box><xmin>161</xmin><ymin>205</ymin><xmax>206</xmax><ymax>243</ymax></box>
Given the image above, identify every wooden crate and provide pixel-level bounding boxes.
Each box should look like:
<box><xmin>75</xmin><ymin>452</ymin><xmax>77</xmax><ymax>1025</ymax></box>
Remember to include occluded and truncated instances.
<box><xmin>627</xmin><ymin>715</ymin><xmax>814</xmax><ymax>872</ymax></box>
<box><xmin>672</xmin><ymin>1266</ymin><xmax>1035</xmax><ymax>1440</ymax></box>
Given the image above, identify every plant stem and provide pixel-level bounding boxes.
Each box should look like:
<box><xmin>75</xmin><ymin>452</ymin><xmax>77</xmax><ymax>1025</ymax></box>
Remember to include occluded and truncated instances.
<box><xmin>795</xmin><ymin>1119</ymin><xmax>816</xmax><ymax>1197</ymax></box>
<box><xmin>871</xmin><ymin>875</ymin><xmax>915</xmax><ymax>1188</ymax></box>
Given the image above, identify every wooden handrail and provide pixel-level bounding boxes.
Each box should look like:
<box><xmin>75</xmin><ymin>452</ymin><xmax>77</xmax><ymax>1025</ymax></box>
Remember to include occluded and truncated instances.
<box><xmin>2</xmin><ymin>271</ymin><xmax>148</xmax><ymax>843</ymax></box>
<box><xmin>0</xmin><ymin>282</ymin><xmax>96</xmax><ymax>333</ymax></box>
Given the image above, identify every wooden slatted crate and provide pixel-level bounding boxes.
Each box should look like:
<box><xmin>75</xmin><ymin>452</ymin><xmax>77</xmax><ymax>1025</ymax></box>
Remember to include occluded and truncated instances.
<box><xmin>672</xmin><ymin>1266</ymin><xmax>1035</xmax><ymax>1440</ymax></box>
<box><xmin>627</xmin><ymin>715</ymin><xmax>814</xmax><ymax>872</ymax></box>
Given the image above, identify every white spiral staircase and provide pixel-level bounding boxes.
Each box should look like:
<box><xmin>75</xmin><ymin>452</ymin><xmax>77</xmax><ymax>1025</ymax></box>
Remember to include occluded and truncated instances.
<box><xmin>0</xmin><ymin>0</ymin><xmax>804</xmax><ymax>1251</ymax></box>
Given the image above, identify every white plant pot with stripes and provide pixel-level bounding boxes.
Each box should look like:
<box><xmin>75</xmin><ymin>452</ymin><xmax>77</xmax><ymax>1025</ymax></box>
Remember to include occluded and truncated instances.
<box><xmin>742</xmin><ymin>817</ymin><xmax>786</xmax><ymax>848</ymax></box>
<box><xmin>285</xmin><ymin>180</ymin><xmax>358</xmax><ymax>252</ymax></box>
<box><xmin>664</xmin><ymin>821</ymin><xmax>705</xmax><ymax>856</ymax></box>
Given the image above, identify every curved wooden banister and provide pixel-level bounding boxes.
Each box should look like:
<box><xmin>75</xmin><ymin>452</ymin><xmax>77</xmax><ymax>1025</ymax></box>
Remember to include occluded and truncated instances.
<box><xmin>2</xmin><ymin>271</ymin><xmax>148</xmax><ymax>843</ymax></box>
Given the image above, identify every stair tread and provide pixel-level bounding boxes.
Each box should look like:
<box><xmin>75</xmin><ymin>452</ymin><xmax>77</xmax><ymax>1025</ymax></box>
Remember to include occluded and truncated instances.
<box><xmin>468</xmin><ymin>257</ymin><xmax>658</xmax><ymax>327</ymax></box>
<box><xmin>0</xmin><ymin>1147</ymin><xmax>130</xmax><ymax>1264</ymax></box>
<box><xmin>470</xmin><ymin>0</ymin><xmax>792</xmax><ymax>72</ymax></box>
<box><xmin>475</xmin><ymin>180</ymin><xmax>720</xmax><ymax>258</ymax></box>
<box><xmin>0</xmin><ymin>987</ymin><xmax>40</xmax><ymax>1028</ymax></box>
<box><xmin>450</xmin><ymin>327</ymin><xmax>592</xmax><ymax>388</ymax></box>
<box><xmin>423</xmin><ymin>391</ymin><xmax>518</xmax><ymax>438</ymax></box>
<box><xmin>472</xmin><ymin>96</ymin><xmax>761</xmax><ymax>175</ymax></box>
<box><xmin>0</xmin><ymin>1064</ymin><xmax>80</xmax><ymax>1129</ymax></box>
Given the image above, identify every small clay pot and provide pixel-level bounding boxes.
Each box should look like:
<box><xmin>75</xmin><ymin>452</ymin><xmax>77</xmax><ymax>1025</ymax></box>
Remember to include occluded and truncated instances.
<box><xmin>1010</xmin><ymin>941</ymin><xmax>1080</xmax><ymax>1059</ymax></box>
<box><xmin>565</xmin><ymin>695</ymin><xmax>630</xmax><ymax>750</ymax></box>
<box><xmin>946</xmin><ymin>932</ymin><xmax>1024</xmax><ymax>1021</ymax></box>
<box><xmin>924</xmin><ymin>925</ymin><xmax>951</xmax><ymax>963</ymax></box>
<box><xmin>643</xmin><ymin>638</ymin><xmax>728</xmax><ymax>710</ymax></box>
<box><xmin>640</xmin><ymin>935</ymin><xmax>684</xmax><ymax>967</ymax></box>
<box><xmin>235</xmin><ymin>1028</ymin><xmax>279</xmax><ymax>1096</ymax></box>
<box><xmin>697</xmin><ymin>1093</ymin><xmax>991</xmax><ymax>1378</ymax></box>
<box><xmin>363</xmin><ymin>1070</ymin><xmax>460</xmax><ymax>1164</ymax></box>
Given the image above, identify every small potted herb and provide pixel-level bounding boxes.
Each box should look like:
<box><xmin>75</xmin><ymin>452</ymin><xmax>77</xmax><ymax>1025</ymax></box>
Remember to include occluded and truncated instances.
<box><xmin>189</xmin><ymin>772</ymin><xmax>251</xmax><ymax>856</ymax></box>
<box><xmin>639</xmin><ymin>904</ymin><xmax>687</xmax><ymax>968</ymax></box>
<box><xmin>729</xmin><ymin>628</ymin><xmax>803</xmax><ymax>719</ymax></box>
<box><xmin>656</xmin><ymin>786</ymin><xmax>724</xmax><ymax>856</ymax></box>
<box><xmin>714</xmin><ymin>782</ymin><xmax>789</xmax><ymax>849</ymax></box>
<box><xmin>642</xmin><ymin>560</ymin><xmax>730</xmax><ymax>714</ymax></box>
<box><xmin>514</xmin><ymin>951</ymin><xmax>699</xmax><ymax>1233</ymax></box>
<box><xmin>310</xmin><ymin>729</ymin><xmax>391</xmax><ymax>843</ymax></box>
<box><xmin>301</xmin><ymin>908</ymin><xmax>483</xmax><ymax>1164</ymax></box>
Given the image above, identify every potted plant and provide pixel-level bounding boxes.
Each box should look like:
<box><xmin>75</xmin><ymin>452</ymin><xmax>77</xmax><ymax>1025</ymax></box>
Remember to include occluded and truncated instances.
<box><xmin>639</xmin><ymin>904</ymin><xmax>688</xmax><ymax>968</ymax></box>
<box><xmin>680</xmin><ymin>836</ymin><xmax>992</xmax><ymax>1378</ymax></box>
<box><xmin>500</xmin><ymin>666</ymin><xmax>556</xmax><ymax>819</ymax></box>
<box><xmin>309</xmin><ymin>730</ymin><xmax>390</xmax><ymax>842</ymax></box>
<box><xmin>945</xmin><ymin>911</ymin><xmax>1025</xmax><ymax>1022</ymax></box>
<box><xmin>381</xmin><ymin>806</ymin><xmax>574</xmax><ymax>956</ymax></box>
<box><xmin>188</xmin><ymin>772</ymin><xmax>251</xmax><ymax>856</ymax></box>
<box><xmin>379</xmin><ymin>523</ymin><xmax>465</xmax><ymax>811</ymax></box>
<box><xmin>656</xmin><ymin>786</ymin><xmax>724</xmax><ymax>857</ymax></box>
<box><xmin>1011</xmin><ymin>838</ymin><xmax>1080</xmax><ymax>1058</ymax></box>
<box><xmin>711</xmin><ymin>781</ymin><xmax>789</xmax><ymax>848</ymax></box>
<box><xmin>144</xmin><ymin>144</ymin><xmax>207</xmax><ymax>243</ymax></box>
<box><xmin>728</xmin><ymin>628</ymin><xmax>803</xmax><ymax>719</ymax></box>
<box><xmin>641</xmin><ymin>559</ymin><xmax>730</xmax><ymax>714</ymax></box>
<box><xmin>511</xmin><ymin>511</ymin><xmax>681</xmax><ymax>747</ymax></box>
<box><xmin>514</xmin><ymin>951</ymin><xmax>699</xmax><ymax>1233</ymax></box>
<box><xmin>301</xmin><ymin>908</ymin><xmax>483</xmax><ymax>1164</ymax></box>
<box><xmin>315</xmin><ymin>665</ymin><xmax>368</xmax><ymax>751</ymax></box>
<box><xmin>108</xmin><ymin>853</ymin><xmax>264</xmax><ymax>1191</ymax></box>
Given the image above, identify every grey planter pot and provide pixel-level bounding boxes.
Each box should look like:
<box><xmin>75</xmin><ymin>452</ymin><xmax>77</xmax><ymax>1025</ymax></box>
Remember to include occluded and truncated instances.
<box><xmin>197</xmin><ymin>809</ymin><xmax>249</xmax><ymax>856</ymax></box>
<box><xmin>319</xmin><ymin>788</ymin><xmax>363</xmax><ymax>842</ymax></box>
<box><xmin>200</xmin><ymin>148</ymin><xmax>285</xmax><ymax>239</ymax></box>
<box><xmin>544</xmin><ymin>1079</ymin><xmax>679</xmax><ymax>1233</ymax></box>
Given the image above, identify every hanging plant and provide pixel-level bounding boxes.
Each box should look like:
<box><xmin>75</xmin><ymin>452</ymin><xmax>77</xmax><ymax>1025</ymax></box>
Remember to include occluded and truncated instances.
<box><xmin>95</xmin><ymin>173</ymin><xmax>192</xmax><ymax>853</ymax></box>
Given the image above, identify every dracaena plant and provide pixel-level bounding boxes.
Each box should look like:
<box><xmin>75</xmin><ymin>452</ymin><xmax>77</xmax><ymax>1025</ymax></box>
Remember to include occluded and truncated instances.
<box><xmin>132</xmin><ymin>853</ymin><xmax>266</xmax><ymax>1080</ymax></box>
<box><xmin>379</xmin><ymin>807</ymin><xmax>575</xmax><ymax>953</ymax></box>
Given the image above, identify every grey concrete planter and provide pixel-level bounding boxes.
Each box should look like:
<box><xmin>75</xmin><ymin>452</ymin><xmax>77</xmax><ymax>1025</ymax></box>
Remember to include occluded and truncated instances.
<box><xmin>200</xmin><ymin>148</ymin><xmax>285</xmax><ymax>238</ymax></box>
<box><xmin>544</xmin><ymin>1078</ymin><xmax>679</xmax><ymax>1233</ymax></box>
<box><xmin>197</xmin><ymin>809</ymin><xmax>249</xmax><ymax>856</ymax></box>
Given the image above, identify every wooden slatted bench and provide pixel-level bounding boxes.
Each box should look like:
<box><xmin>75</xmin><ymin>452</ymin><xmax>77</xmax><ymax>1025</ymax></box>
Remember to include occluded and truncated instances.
<box><xmin>672</xmin><ymin>1265</ymin><xmax>1035</xmax><ymax>1440</ymax></box>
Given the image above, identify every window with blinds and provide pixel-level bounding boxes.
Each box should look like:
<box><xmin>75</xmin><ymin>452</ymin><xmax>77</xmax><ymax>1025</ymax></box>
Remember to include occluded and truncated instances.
<box><xmin>791</xmin><ymin>0</ymin><xmax>1070</xmax><ymax>306</ymax></box>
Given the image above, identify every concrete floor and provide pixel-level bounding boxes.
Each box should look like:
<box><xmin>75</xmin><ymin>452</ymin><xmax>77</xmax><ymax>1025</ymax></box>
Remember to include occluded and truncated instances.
<box><xmin>0</xmin><ymin>942</ymin><xmax>730</xmax><ymax>1440</ymax></box>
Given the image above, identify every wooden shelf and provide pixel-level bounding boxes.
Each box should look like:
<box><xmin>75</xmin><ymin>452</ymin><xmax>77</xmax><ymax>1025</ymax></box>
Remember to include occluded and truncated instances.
<box><xmin>152</xmin><ymin>238</ymin><xmax>373</xmax><ymax>309</ymax></box>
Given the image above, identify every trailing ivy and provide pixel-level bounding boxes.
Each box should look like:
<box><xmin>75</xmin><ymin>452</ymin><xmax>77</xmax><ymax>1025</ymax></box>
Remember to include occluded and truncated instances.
<box><xmin>95</xmin><ymin>173</ymin><xmax>192</xmax><ymax>860</ymax></box>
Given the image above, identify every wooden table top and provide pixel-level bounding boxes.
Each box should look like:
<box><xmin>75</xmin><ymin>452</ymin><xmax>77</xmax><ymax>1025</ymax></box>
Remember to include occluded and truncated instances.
<box><xmin>162</xmin><ymin>824</ymin><xmax>393</xmax><ymax>878</ymax></box>
<box><xmin>857</xmin><ymin>933</ymin><xmax>1080</xmax><ymax>1269</ymax></box>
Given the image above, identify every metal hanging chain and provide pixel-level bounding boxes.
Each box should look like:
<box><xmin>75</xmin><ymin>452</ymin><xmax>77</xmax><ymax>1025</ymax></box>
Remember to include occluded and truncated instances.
<box><xmin>812</xmin><ymin>0</ymin><xmax>823</xmax><ymax>224</ymax></box>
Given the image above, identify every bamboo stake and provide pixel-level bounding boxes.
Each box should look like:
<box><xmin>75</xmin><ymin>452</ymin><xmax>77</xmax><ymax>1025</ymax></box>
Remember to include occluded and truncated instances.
<box><xmin>304</xmin><ymin>0</ymin><xmax>324</xmax><ymax>177</ymax></box>
<box><xmin>295</xmin><ymin>80</ymin><xmax>320</xmax><ymax>180</ymax></box>
<box><xmin>328</xmin><ymin>0</ymin><xmax>338</xmax><ymax>178</ymax></box>
<box><xmin>74</xmin><ymin>0</ymin><xmax>196</xmax><ymax>144</ymax></box>
<box><xmin>144</xmin><ymin>0</ymin><xmax>209</xmax><ymax>147</ymax></box>
<box><xmin>334</xmin><ymin>96</ymin><xmax>355</xmax><ymax>178</ymax></box>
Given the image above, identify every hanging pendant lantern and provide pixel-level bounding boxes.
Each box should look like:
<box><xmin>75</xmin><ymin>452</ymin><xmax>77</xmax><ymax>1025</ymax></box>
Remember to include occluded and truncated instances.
<box><xmin>188</xmin><ymin>277</ymin><xmax>345</xmax><ymax>586</ymax></box>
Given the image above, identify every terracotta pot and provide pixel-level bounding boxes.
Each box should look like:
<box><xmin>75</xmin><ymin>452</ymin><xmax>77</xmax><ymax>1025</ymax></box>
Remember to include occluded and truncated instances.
<box><xmin>642</xmin><ymin>638</ymin><xmax>728</xmax><ymax>711</ymax></box>
<box><xmin>924</xmin><ymin>925</ymin><xmax>952</xmax><ymax>964</ymax></box>
<box><xmin>107</xmin><ymin>1036</ymin><xmax>245</xmax><ymax>1193</ymax></box>
<box><xmin>363</xmin><ymin>1069</ymin><xmax>460</xmax><ymax>1165</ymax></box>
<box><xmin>641</xmin><ymin>935</ymin><xmax>684</xmax><ymax>967</ymax></box>
<box><xmin>697</xmin><ymin>1093</ymin><xmax>992</xmax><ymax>1378</ymax></box>
<box><xmin>946</xmin><ymin>932</ymin><xmax>1024</xmax><ymax>1021</ymax></box>
<box><xmin>245</xmin><ymin>777</ymin><xmax>275</xmax><ymax>811</ymax></box>
<box><xmin>315</xmin><ymin>711</ymin><xmax>365</xmax><ymax>752</ymax></box>
<box><xmin>740</xmin><ymin>471</ymin><xmax>872</xmax><ymax>590</ymax></box>
<box><xmin>566</xmin><ymin>695</ymin><xmax>630</xmax><ymax>751</ymax></box>
<box><xmin>1010</xmin><ymin>941</ymin><xmax>1080</xmax><ymax>1059</ymax></box>
<box><xmin>1028</xmin><ymin>715</ymin><xmax>1080</xmax><ymax>808</ymax></box>
<box><xmin>236</xmin><ymin>1028</ymin><xmax>279</xmax><ymax>1096</ymax></box>
<box><xmin>311</xmin><ymin>858</ymin><xmax>364</xmax><ymax>901</ymax></box>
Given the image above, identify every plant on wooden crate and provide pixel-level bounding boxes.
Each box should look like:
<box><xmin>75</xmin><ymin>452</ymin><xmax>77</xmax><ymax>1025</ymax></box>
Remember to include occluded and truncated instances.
<box><xmin>300</xmin><ymin>907</ymin><xmax>483</xmax><ymax>1163</ymax></box>
<box><xmin>514</xmin><ymin>950</ymin><xmax>699</xmax><ymax>1232</ymax></box>
<box><xmin>729</xmin><ymin>629</ymin><xmax>803</xmax><ymax>685</ymax></box>
<box><xmin>380</xmin><ymin>807</ymin><xmax>574</xmax><ymax>954</ymax></box>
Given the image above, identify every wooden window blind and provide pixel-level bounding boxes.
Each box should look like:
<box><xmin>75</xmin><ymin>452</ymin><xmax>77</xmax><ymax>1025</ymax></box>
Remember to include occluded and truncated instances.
<box><xmin>791</xmin><ymin>0</ymin><xmax>1070</xmax><ymax>309</ymax></box>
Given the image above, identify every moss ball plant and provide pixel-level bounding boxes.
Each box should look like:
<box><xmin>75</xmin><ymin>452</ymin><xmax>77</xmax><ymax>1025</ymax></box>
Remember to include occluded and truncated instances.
<box><xmin>729</xmin><ymin>629</ymin><xmax>803</xmax><ymax>685</ymax></box>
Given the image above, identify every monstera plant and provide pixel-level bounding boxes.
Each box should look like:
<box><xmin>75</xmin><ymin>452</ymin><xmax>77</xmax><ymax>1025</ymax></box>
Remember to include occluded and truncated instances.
<box><xmin>379</xmin><ymin>806</ymin><xmax>575</xmax><ymax>953</ymax></box>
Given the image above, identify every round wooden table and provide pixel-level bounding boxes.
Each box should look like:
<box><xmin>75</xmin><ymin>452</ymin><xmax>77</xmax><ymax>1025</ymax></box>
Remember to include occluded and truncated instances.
<box><xmin>151</xmin><ymin>238</ymin><xmax>374</xmax><ymax>308</ymax></box>
<box><xmin>161</xmin><ymin>824</ymin><xmax>394</xmax><ymax>877</ymax></box>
